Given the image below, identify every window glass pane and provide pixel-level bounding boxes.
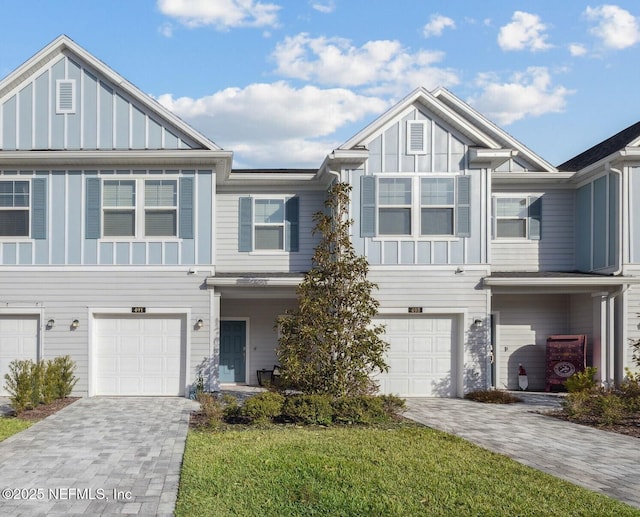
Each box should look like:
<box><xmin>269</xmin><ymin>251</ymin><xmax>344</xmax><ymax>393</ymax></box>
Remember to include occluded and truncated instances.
<box><xmin>145</xmin><ymin>210</ymin><xmax>176</xmax><ymax>236</ymax></box>
<box><xmin>254</xmin><ymin>199</ymin><xmax>284</xmax><ymax>224</ymax></box>
<box><xmin>379</xmin><ymin>178</ymin><xmax>411</xmax><ymax>205</ymax></box>
<box><xmin>496</xmin><ymin>198</ymin><xmax>526</xmax><ymax>217</ymax></box>
<box><xmin>379</xmin><ymin>208</ymin><xmax>411</xmax><ymax>235</ymax></box>
<box><xmin>0</xmin><ymin>210</ymin><xmax>29</xmax><ymax>236</ymax></box>
<box><xmin>421</xmin><ymin>178</ymin><xmax>454</xmax><ymax>205</ymax></box>
<box><xmin>104</xmin><ymin>180</ymin><xmax>135</xmax><ymax>207</ymax></box>
<box><xmin>104</xmin><ymin>210</ymin><xmax>135</xmax><ymax>236</ymax></box>
<box><xmin>421</xmin><ymin>208</ymin><xmax>453</xmax><ymax>235</ymax></box>
<box><xmin>0</xmin><ymin>181</ymin><xmax>29</xmax><ymax>208</ymax></box>
<box><xmin>496</xmin><ymin>219</ymin><xmax>526</xmax><ymax>238</ymax></box>
<box><xmin>255</xmin><ymin>226</ymin><xmax>284</xmax><ymax>249</ymax></box>
<box><xmin>145</xmin><ymin>180</ymin><xmax>177</xmax><ymax>207</ymax></box>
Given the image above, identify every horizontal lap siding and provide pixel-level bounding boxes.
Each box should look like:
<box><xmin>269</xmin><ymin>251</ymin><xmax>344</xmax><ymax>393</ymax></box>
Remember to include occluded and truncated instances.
<box><xmin>216</xmin><ymin>190</ymin><xmax>324</xmax><ymax>273</ymax></box>
<box><xmin>624</xmin><ymin>268</ymin><xmax>640</xmax><ymax>372</ymax></box>
<box><xmin>0</xmin><ymin>271</ymin><xmax>210</xmax><ymax>396</ymax></box>
<box><xmin>491</xmin><ymin>189</ymin><xmax>575</xmax><ymax>272</ymax></box>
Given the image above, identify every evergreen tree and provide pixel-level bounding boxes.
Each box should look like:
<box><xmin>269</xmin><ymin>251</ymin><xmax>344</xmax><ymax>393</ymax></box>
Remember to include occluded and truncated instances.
<box><xmin>276</xmin><ymin>182</ymin><xmax>388</xmax><ymax>396</ymax></box>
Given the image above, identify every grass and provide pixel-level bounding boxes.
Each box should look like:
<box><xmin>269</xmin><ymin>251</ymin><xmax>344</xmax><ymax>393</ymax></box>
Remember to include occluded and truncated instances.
<box><xmin>0</xmin><ymin>417</ymin><xmax>31</xmax><ymax>441</ymax></box>
<box><xmin>176</xmin><ymin>424</ymin><xmax>639</xmax><ymax>516</ymax></box>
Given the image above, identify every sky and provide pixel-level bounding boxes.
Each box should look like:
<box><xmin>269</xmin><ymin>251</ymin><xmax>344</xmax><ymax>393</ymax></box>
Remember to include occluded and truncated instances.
<box><xmin>1</xmin><ymin>1</ymin><xmax>640</xmax><ymax>169</ymax></box>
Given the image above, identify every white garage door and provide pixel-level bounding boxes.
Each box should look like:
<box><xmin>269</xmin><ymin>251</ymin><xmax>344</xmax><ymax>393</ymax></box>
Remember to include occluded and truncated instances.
<box><xmin>375</xmin><ymin>315</ymin><xmax>456</xmax><ymax>397</ymax></box>
<box><xmin>0</xmin><ymin>316</ymin><xmax>39</xmax><ymax>396</ymax></box>
<box><xmin>94</xmin><ymin>315</ymin><xmax>185</xmax><ymax>396</ymax></box>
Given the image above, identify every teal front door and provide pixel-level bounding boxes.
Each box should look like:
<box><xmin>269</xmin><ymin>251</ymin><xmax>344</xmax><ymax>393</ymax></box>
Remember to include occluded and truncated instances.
<box><xmin>220</xmin><ymin>321</ymin><xmax>246</xmax><ymax>383</ymax></box>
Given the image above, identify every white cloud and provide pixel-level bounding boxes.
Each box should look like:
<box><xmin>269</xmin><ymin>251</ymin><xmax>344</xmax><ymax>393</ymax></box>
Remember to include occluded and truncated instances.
<box><xmin>468</xmin><ymin>67</ymin><xmax>573</xmax><ymax>125</ymax></box>
<box><xmin>310</xmin><ymin>0</ymin><xmax>335</xmax><ymax>14</ymax></box>
<box><xmin>158</xmin><ymin>23</ymin><xmax>174</xmax><ymax>37</ymax></box>
<box><xmin>157</xmin><ymin>0</ymin><xmax>281</xmax><ymax>30</ymax></box>
<box><xmin>585</xmin><ymin>4</ymin><xmax>640</xmax><ymax>49</ymax></box>
<box><xmin>271</xmin><ymin>33</ymin><xmax>459</xmax><ymax>96</ymax></box>
<box><xmin>498</xmin><ymin>11</ymin><xmax>552</xmax><ymax>51</ymax></box>
<box><xmin>423</xmin><ymin>14</ymin><xmax>456</xmax><ymax>38</ymax></box>
<box><xmin>569</xmin><ymin>43</ymin><xmax>587</xmax><ymax>56</ymax></box>
<box><xmin>156</xmin><ymin>82</ymin><xmax>389</xmax><ymax>167</ymax></box>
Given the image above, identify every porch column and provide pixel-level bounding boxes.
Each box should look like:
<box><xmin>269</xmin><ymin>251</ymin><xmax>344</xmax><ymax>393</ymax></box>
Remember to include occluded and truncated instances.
<box><xmin>593</xmin><ymin>292</ymin><xmax>610</xmax><ymax>387</ymax></box>
<box><xmin>210</xmin><ymin>290</ymin><xmax>221</xmax><ymax>392</ymax></box>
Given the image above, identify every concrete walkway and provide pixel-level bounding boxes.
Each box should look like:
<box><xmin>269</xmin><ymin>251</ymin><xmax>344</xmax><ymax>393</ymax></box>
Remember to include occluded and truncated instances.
<box><xmin>0</xmin><ymin>397</ymin><xmax>198</xmax><ymax>516</ymax></box>
<box><xmin>405</xmin><ymin>393</ymin><xmax>640</xmax><ymax>510</ymax></box>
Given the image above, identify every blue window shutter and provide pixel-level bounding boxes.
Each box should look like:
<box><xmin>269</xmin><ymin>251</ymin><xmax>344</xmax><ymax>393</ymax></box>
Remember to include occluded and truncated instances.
<box><xmin>85</xmin><ymin>178</ymin><xmax>101</xmax><ymax>239</ymax></box>
<box><xmin>528</xmin><ymin>196</ymin><xmax>542</xmax><ymax>240</ymax></box>
<box><xmin>456</xmin><ymin>175</ymin><xmax>471</xmax><ymax>238</ymax></box>
<box><xmin>361</xmin><ymin>175</ymin><xmax>376</xmax><ymax>237</ymax></box>
<box><xmin>285</xmin><ymin>196</ymin><xmax>299</xmax><ymax>252</ymax></box>
<box><xmin>179</xmin><ymin>177</ymin><xmax>194</xmax><ymax>239</ymax></box>
<box><xmin>238</xmin><ymin>197</ymin><xmax>253</xmax><ymax>252</ymax></box>
<box><xmin>31</xmin><ymin>178</ymin><xmax>47</xmax><ymax>239</ymax></box>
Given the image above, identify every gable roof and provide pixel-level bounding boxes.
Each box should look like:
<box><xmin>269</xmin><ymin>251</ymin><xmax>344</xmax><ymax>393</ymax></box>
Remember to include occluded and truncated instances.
<box><xmin>0</xmin><ymin>35</ymin><xmax>224</xmax><ymax>152</ymax></box>
<box><xmin>557</xmin><ymin>121</ymin><xmax>640</xmax><ymax>171</ymax></box>
<box><xmin>337</xmin><ymin>87</ymin><xmax>557</xmax><ymax>173</ymax></box>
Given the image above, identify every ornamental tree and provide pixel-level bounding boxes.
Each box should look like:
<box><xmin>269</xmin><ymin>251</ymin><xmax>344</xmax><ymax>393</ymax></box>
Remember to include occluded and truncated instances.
<box><xmin>276</xmin><ymin>182</ymin><xmax>388</xmax><ymax>397</ymax></box>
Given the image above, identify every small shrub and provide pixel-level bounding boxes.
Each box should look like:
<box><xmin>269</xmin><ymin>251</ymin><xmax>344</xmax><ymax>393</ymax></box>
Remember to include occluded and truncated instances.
<box><xmin>197</xmin><ymin>393</ymin><xmax>224</xmax><ymax>427</ymax></box>
<box><xmin>29</xmin><ymin>361</ymin><xmax>45</xmax><ymax>409</ymax></box>
<box><xmin>619</xmin><ymin>369</ymin><xmax>640</xmax><ymax>412</ymax></box>
<box><xmin>596</xmin><ymin>392</ymin><xmax>627</xmax><ymax>426</ymax></box>
<box><xmin>464</xmin><ymin>390</ymin><xmax>522</xmax><ymax>404</ymax></box>
<box><xmin>332</xmin><ymin>396</ymin><xmax>390</xmax><ymax>424</ymax></box>
<box><xmin>564</xmin><ymin>367</ymin><xmax>598</xmax><ymax>393</ymax></box>
<box><xmin>282</xmin><ymin>394</ymin><xmax>333</xmax><ymax>425</ymax></box>
<box><xmin>242</xmin><ymin>392</ymin><xmax>285</xmax><ymax>424</ymax></box>
<box><xmin>52</xmin><ymin>355</ymin><xmax>78</xmax><ymax>398</ymax></box>
<box><xmin>222</xmin><ymin>395</ymin><xmax>242</xmax><ymax>423</ymax></box>
<box><xmin>4</xmin><ymin>360</ymin><xmax>34</xmax><ymax>414</ymax></box>
<box><xmin>562</xmin><ymin>391</ymin><xmax>596</xmax><ymax>420</ymax></box>
<box><xmin>379</xmin><ymin>394</ymin><xmax>406</xmax><ymax>417</ymax></box>
<box><xmin>41</xmin><ymin>359</ymin><xmax>59</xmax><ymax>405</ymax></box>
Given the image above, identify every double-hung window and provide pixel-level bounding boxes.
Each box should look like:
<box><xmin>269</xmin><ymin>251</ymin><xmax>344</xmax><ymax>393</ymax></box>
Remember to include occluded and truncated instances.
<box><xmin>254</xmin><ymin>199</ymin><xmax>285</xmax><ymax>250</ymax></box>
<box><xmin>494</xmin><ymin>196</ymin><xmax>542</xmax><ymax>239</ymax></box>
<box><xmin>145</xmin><ymin>180</ymin><xmax>177</xmax><ymax>237</ymax></box>
<box><xmin>0</xmin><ymin>181</ymin><xmax>29</xmax><ymax>237</ymax></box>
<box><xmin>238</xmin><ymin>196</ymin><xmax>299</xmax><ymax>252</ymax></box>
<box><xmin>421</xmin><ymin>177</ymin><xmax>454</xmax><ymax>235</ymax></box>
<box><xmin>378</xmin><ymin>178</ymin><xmax>412</xmax><ymax>235</ymax></box>
<box><xmin>103</xmin><ymin>180</ymin><xmax>136</xmax><ymax>237</ymax></box>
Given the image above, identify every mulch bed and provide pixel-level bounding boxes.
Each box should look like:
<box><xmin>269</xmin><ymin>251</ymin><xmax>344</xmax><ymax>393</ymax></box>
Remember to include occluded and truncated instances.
<box><xmin>546</xmin><ymin>410</ymin><xmax>640</xmax><ymax>438</ymax></box>
<box><xmin>12</xmin><ymin>398</ymin><xmax>79</xmax><ymax>421</ymax></box>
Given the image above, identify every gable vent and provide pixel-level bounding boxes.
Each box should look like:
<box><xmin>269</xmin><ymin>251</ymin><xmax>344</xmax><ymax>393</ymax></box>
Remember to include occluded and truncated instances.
<box><xmin>56</xmin><ymin>80</ymin><xmax>76</xmax><ymax>114</ymax></box>
<box><xmin>407</xmin><ymin>120</ymin><xmax>426</xmax><ymax>154</ymax></box>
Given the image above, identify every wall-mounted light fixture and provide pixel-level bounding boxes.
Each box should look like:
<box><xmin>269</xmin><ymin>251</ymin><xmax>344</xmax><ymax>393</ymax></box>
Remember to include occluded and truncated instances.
<box><xmin>195</xmin><ymin>319</ymin><xmax>204</xmax><ymax>330</ymax></box>
<box><xmin>473</xmin><ymin>318</ymin><xmax>484</xmax><ymax>328</ymax></box>
<box><xmin>71</xmin><ymin>319</ymin><xmax>80</xmax><ymax>330</ymax></box>
<box><xmin>46</xmin><ymin>319</ymin><xmax>55</xmax><ymax>329</ymax></box>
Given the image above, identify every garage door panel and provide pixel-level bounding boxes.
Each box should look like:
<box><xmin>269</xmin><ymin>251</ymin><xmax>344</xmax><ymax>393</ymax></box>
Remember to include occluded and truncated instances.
<box><xmin>94</xmin><ymin>315</ymin><xmax>184</xmax><ymax>396</ymax></box>
<box><xmin>375</xmin><ymin>315</ymin><xmax>456</xmax><ymax>397</ymax></box>
<box><xmin>0</xmin><ymin>316</ymin><xmax>39</xmax><ymax>396</ymax></box>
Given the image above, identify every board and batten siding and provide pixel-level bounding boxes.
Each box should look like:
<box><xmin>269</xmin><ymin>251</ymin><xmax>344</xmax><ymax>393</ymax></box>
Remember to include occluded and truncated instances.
<box><xmin>368</xmin><ymin>268</ymin><xmax>490</xmax><ymax>392</ymax></box>
<box><xmin>215</xmin><ymin>189</ymin><xmax>325</xmax><ymax>273</ymax></box>
<box><xmin>0</xmin><ymin>270</ymin><xmax>211</xmax><ymax>396</ymax></box>
<box><xmin>349</xmin><ymin>103</ymin><xmax>486</xmax><ymax>267</ymax></box>
<box><xmin>491</xmin><ymin>188</ymin><xmax>575</xmax><ymax>272</ymax></box>
<box><xmin>1</xmin><ymin>53</ymin><xmax>197</xmax><ymax>151</ymax></box>
<box><xmin>0</xmin><ymin>169</ymin><xmax>213</xmax><ymax>266</ymax></box>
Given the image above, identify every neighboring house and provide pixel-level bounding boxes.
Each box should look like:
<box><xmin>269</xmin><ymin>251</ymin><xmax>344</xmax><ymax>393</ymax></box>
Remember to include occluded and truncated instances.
<box><xmin>0</xmin><ymin>36</ymin><xmax>638</xmax><ymax>398</ymax></box>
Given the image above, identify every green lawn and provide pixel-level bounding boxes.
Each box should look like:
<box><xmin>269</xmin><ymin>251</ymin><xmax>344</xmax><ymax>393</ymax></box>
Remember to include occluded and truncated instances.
<box><xmin>176</xmin><ymin>424</ymin><xmax>640</xmax><ymax>516</ymax></box>
<box><xmin>0</xmin><ymin>417</ymin><xmax>31</xmax><ymax>441</ymax></box>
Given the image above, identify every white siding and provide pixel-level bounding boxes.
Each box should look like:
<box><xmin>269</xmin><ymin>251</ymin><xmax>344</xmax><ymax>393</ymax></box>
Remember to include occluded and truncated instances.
<box><xmin>491</xmin><ymin>189</ymin><xmax>575</xmax><ymax>272</ymax></box>
<box><xmin>624</xmin><ymin>267</ymin><xmax>640</xmax><ymax>373</ymax></box>
<box><xmin>0</xmin><ymin>270</ymin><xmax>210</xmax><ymax>396</ymax></box>
<box><xmin>216</xmin><ymin>189</ymin><xmax>324</xmax><ymax>273</ymax></box>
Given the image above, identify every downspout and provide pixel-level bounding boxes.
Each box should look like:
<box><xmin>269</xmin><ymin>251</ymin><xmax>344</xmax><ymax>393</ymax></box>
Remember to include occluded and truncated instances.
<box><xmin>606</xmin><ymin>164</ymin><xmax>623</xmax><ymax>276</ymax></box>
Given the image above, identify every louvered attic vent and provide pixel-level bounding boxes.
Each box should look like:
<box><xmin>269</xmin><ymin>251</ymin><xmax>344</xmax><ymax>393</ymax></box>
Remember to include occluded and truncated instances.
<box><xmin>56</xmin><ymin>79</ymin><xmax>76</xmax><ymax>114</ymax></box>
<box><xmin>407</xmin><ymin>120</ymin><xmax>426</xmax><ymax>154</ymax></box>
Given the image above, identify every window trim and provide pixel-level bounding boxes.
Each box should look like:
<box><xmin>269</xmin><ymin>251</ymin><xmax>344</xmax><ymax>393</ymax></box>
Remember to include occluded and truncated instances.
<box><xmin>0</xmin><ymin>180</ymin><xmax>31</xmax><ymax>239</ymax></box>
<box><xmin>253</xmin><ymin>197</ymin><xmax>286</xmax><ymax>252</ymax></box>
<box><xmin>144</xmin><ymin>179</ymin><xmax>178</xmax><ymax>238</ymax></box>
<box><xmin>420</xmin><ymin>177</ymin><xmax>455</xmax><ymax>236</ymax></box>
<box><xmin>492</xmin><ymin>194</ymin><xmax>542</xmax><ymax>241</ymax></box>
<box><xmin>377</xmin><ymin>177</ymin><xmax>413</xmax><ymax>236</ymax></box>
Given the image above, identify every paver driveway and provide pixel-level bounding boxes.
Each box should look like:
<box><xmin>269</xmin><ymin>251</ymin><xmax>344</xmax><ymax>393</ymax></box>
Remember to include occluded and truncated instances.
<box><xmin>0</xmin><ymin>397</ymin><xmax>198</xmax><ymax>516</ymax></box>
<box><xmin>405</xmin><ymin>395</ymin><xmax>640</xmax><ymax>510</ymax></box>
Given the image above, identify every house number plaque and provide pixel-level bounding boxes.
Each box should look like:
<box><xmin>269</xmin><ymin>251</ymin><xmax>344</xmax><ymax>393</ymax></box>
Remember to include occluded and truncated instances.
<box><xmin>131</xmin><ymin>307</ymin><xmax>147</xmax><ymax>313</ymax></box>
<box><xmin>408</xmin><ymin>307</ymin><xmax>423</xmax><ymax>313</ymax></box>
